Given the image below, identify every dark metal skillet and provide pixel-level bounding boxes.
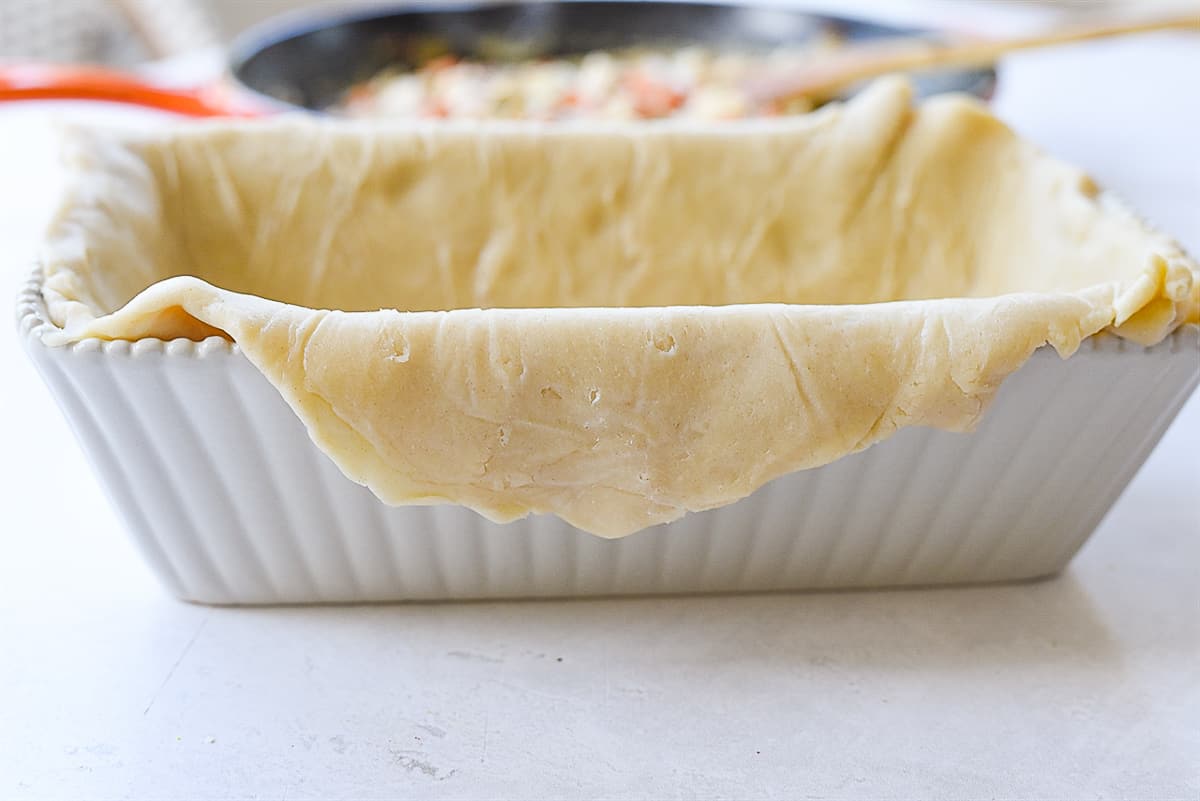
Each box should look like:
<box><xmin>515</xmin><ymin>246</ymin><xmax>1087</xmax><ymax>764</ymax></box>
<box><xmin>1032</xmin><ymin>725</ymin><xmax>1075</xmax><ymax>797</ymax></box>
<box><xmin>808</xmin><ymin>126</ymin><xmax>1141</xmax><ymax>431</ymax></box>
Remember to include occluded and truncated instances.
<box><xmin>0</xmin><ymin>1</ymin><xmax>996</xmax><ymax>117</ymax></box>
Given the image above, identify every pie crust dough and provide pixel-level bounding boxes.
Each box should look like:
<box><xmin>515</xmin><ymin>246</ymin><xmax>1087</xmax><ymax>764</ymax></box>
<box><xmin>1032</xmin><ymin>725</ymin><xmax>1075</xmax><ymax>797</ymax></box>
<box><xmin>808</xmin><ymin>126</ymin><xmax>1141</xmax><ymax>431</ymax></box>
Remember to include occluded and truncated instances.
<box><xmin>38</xmin><ymin>79</ymin><xmax>1199</xmax><ymax>537</ymax></box>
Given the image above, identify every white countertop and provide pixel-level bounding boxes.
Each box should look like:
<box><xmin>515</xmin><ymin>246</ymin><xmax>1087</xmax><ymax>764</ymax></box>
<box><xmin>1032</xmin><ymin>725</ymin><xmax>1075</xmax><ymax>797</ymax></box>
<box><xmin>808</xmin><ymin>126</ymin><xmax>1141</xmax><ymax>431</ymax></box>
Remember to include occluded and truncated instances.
<box><xmin>1</xmin><ymin>29</ymin><xmax>1198</xmax><ymax>801</ymax></box>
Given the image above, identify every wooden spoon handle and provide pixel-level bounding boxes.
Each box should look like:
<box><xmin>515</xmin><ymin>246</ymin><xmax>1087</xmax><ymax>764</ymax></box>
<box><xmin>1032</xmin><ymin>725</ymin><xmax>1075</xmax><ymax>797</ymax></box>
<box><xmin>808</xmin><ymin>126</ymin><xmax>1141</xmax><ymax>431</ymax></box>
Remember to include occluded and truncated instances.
<box><xmin>758</xmin><ymin>14</ymin><xmax>1200</xmax><ymax>107</ymax></box>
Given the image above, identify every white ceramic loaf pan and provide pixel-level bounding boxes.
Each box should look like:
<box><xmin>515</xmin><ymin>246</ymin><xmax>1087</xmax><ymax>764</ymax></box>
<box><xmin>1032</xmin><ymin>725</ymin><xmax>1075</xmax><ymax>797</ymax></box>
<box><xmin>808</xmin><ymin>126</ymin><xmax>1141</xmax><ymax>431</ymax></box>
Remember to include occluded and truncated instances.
<box><xmin>18</xmin><ymin>270</ymin><xmax>1200</xmax><ymax>604</ymax></box>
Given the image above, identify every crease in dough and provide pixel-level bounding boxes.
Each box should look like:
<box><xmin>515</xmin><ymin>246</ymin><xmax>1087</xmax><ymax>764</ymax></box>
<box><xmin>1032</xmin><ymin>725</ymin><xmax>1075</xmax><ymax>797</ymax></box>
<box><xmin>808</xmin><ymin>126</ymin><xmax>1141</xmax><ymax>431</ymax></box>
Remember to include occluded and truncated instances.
<box><xmin>37</xmin><ymin>79</ymin><xmax>1199</xmax><ymax>537</ymax></box>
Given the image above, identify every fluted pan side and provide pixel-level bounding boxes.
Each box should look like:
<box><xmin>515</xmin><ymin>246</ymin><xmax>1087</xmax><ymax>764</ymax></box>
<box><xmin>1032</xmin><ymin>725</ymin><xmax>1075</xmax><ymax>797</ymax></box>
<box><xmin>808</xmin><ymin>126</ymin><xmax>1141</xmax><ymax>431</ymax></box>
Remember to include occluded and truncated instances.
<box><xmin>19</xmin><ymin>272</ymin><xmax>1200</xmax><ymax>604</ymax></box>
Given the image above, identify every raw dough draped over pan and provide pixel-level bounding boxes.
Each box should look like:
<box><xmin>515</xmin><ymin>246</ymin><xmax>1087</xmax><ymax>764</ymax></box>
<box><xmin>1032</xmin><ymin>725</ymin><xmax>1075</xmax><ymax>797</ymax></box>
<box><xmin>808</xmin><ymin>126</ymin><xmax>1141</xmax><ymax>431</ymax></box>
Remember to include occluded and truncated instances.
<box><xmin>38</xmin><ymin>80</ymin><xmax>1199</xmax><ymax>537</ymax></box>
